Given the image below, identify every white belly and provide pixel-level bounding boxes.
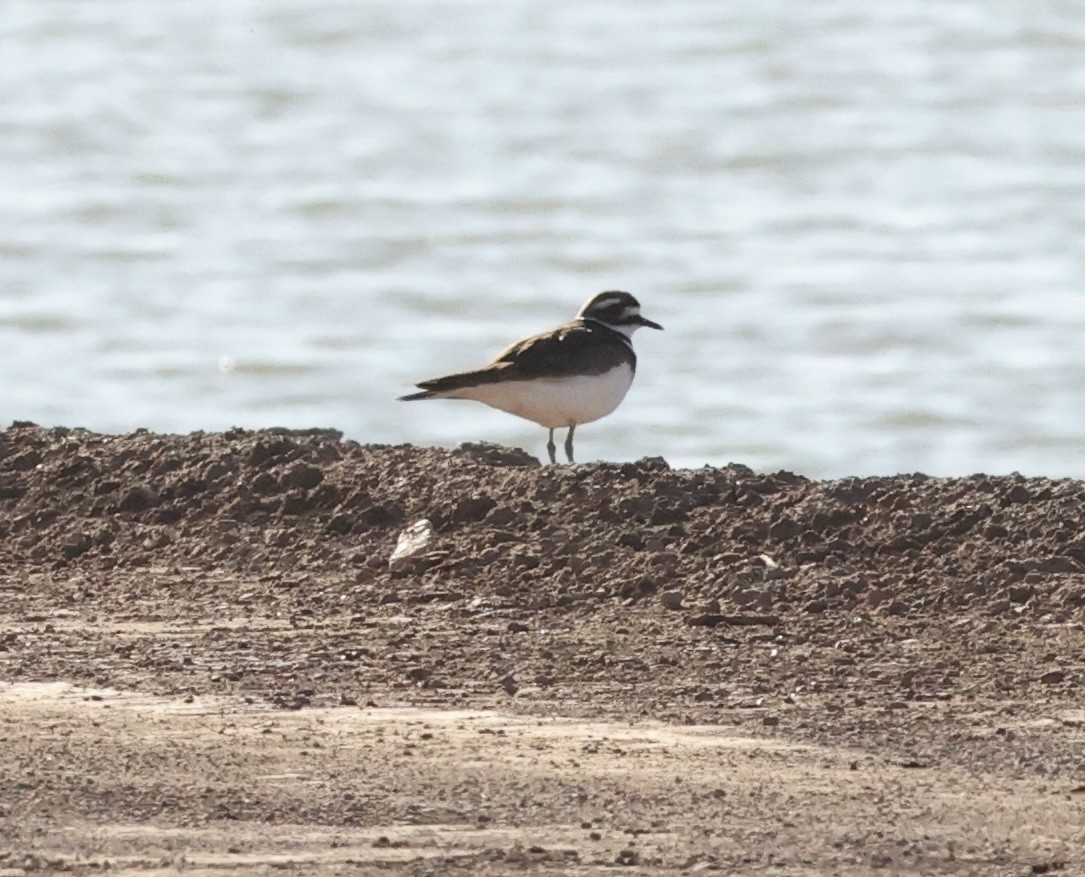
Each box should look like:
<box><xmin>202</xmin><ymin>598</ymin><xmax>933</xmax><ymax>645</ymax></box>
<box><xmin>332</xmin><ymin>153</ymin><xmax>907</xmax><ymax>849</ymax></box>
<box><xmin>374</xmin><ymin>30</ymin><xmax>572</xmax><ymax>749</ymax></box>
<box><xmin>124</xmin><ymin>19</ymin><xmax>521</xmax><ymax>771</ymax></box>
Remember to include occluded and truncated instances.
<box><xmin>445</xmin><ymin>364</ymin><xmax>635</xmax><ymax>428</ymax></box>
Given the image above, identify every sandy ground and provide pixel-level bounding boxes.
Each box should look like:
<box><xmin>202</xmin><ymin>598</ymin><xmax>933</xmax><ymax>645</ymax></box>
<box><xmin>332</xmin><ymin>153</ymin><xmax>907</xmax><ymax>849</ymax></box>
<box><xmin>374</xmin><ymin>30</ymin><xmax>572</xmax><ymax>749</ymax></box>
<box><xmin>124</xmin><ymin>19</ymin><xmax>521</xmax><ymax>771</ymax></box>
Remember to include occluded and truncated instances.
<box><xmin>2</xmin><ymin>425</ymin><xmax>1085</xmax><ymax>874</ymax></box>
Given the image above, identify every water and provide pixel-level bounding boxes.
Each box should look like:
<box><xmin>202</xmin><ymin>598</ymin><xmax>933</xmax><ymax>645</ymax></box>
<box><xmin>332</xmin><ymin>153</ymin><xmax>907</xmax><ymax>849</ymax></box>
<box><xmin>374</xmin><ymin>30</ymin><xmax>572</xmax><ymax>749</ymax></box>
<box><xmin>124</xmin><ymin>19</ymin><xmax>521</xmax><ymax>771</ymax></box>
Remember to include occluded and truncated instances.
<box><xmin>2</xmin><ymin>0</ymin><xmax>1084</xmax><ymax>478</ymax></box>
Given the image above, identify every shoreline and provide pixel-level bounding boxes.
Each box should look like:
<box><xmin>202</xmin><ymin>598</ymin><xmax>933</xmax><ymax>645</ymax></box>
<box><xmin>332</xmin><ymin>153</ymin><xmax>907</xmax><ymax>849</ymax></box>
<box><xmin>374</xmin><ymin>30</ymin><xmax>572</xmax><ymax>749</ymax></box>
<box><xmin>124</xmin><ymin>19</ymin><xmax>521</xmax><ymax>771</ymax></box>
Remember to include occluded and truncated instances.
<box><xmin>2</xmin><ymin>424</ymin><xmax>1083</xmax><ymax>873</ymax></box>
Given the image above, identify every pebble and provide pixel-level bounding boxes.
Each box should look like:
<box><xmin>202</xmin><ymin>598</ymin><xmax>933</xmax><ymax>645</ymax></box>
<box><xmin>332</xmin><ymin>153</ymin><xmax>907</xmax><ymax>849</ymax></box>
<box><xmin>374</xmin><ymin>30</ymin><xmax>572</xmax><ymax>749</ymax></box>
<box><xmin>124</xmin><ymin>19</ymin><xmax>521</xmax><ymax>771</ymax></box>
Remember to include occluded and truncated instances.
<box><xmin>866</xmin><ymin>587</ymin><xmax>894</xmax><ymax>608</ymax></box>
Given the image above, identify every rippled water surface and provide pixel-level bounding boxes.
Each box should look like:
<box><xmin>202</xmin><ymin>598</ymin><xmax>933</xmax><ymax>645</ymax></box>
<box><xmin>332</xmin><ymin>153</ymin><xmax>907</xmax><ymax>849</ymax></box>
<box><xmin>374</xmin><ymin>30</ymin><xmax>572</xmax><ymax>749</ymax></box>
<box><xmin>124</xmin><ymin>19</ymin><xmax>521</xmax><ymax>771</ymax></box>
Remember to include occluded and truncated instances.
<box><xmin>2</xmin><ymin>1</ymin><xmax>1084</xmax><ymax>477</ymax></box>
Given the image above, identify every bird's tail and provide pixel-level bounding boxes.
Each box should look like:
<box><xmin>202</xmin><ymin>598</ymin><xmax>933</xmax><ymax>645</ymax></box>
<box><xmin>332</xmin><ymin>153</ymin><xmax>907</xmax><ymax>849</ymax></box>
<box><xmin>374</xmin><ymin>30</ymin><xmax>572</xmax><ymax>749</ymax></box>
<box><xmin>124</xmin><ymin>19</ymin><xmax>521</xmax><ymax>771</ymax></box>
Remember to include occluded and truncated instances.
<box><xmin>398</xmin><ymin>365</ymin><xmax>513</xmax><ymax>401</ymax></box>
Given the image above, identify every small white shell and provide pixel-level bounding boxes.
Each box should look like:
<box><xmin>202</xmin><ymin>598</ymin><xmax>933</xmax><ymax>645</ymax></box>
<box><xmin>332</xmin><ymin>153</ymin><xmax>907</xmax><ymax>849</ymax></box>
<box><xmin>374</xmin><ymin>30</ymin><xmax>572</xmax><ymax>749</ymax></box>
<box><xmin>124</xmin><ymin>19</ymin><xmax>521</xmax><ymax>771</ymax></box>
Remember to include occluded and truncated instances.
<box><xmin>389</xmin><ymin>519</ymin><xmax>435</xmax><ymax>569</ymax></box>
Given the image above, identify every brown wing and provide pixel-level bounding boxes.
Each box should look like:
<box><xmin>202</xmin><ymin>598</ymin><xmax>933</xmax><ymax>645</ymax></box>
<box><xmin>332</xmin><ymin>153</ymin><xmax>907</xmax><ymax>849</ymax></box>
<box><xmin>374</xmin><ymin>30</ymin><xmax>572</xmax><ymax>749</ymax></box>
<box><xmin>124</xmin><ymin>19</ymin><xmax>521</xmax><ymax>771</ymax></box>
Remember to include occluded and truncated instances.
<box><xmin>407</xmin><ymin>321</ymin><xmax>634</xmax><ymax>396</ymax></box>
<box><xmin>492</xmin><ymin>321</ymin><xmax>634</xmax><ymax>378</ymax></box>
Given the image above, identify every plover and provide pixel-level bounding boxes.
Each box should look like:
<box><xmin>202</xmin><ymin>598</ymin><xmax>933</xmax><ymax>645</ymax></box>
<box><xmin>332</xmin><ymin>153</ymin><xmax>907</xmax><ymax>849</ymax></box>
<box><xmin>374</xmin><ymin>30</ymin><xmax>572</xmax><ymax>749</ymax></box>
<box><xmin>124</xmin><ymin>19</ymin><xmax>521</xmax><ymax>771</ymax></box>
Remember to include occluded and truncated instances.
<box><xmin>399</xmin><ymin>291</ymin><xmax>662</xmax><ymax>463</ymax></box>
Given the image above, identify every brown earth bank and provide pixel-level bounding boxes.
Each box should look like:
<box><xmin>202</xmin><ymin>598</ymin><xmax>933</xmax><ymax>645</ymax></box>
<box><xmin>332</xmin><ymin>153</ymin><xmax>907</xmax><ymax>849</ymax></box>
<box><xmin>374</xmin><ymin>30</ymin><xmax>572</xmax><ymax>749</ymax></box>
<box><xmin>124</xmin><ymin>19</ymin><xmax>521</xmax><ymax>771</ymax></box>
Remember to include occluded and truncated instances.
<box><xmin>1</xmin><ymin>423</ymin><xmax>1083</xmax><ymax>875</ymax></box>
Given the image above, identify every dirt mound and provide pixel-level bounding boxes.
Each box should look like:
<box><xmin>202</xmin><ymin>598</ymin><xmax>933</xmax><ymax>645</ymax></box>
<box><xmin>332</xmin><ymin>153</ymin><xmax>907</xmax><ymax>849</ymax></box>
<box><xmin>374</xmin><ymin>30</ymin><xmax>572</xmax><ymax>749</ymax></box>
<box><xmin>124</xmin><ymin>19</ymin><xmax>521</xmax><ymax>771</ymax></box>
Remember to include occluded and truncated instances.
<box><xmin>3</xmin><ymin>422</ymin><xmax>1083</xmax><ymax>738</ymax></box>
<box><xmin>3</xmin><ymin>424</ymin><xmax>1085</xmax><ymax>872</ymax></box>
<box><xmin>3</xmin><ymin>423</ymin><xmax>1084</xmax><ymax>622</ymax></box>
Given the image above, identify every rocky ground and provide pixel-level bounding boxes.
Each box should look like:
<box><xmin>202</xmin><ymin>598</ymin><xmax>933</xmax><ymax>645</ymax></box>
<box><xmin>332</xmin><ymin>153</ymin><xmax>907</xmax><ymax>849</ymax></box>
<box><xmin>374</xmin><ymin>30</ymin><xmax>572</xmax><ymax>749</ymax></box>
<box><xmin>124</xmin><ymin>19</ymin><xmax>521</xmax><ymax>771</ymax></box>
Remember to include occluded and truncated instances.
<box><xmin>1</xmin><ymin>423</ymin><xmax>1084</xmax><ymax>875</ymax></box>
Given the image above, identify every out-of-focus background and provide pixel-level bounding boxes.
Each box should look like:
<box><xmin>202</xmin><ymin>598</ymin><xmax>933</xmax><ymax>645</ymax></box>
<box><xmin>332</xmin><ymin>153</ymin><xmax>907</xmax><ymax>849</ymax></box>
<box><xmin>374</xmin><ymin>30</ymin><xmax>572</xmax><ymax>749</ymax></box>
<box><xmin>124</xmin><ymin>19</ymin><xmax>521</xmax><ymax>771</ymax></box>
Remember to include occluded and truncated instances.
<box><xmin>1</xmin><ymin>1</ymin><xmax>1082</xmax><ymax>477</ymax></box>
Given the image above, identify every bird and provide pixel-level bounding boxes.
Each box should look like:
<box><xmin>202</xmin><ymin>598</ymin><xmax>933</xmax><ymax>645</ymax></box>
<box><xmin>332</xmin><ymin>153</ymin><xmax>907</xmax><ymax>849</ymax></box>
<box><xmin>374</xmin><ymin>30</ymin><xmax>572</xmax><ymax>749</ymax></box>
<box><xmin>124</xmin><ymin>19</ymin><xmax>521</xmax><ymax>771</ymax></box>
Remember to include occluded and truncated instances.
<box><xmin>398</xmin><ymin>290</ymin><xmax>662</xmax><ymax>464</ymax></box>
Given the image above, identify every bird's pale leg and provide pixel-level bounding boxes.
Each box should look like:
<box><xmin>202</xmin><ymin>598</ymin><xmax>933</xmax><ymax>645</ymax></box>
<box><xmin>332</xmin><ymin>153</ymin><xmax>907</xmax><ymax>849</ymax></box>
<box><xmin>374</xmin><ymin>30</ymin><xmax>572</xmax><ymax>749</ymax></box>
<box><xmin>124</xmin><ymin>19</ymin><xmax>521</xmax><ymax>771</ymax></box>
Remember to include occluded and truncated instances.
<box><xmin>546</xmin><ymin>428</ymin><xmax>557</xmax><ymax>465</ymax></box>
<box><xmin>564</xmin><ymin>423</ymin><xmax>576</xmax><ymax>464</ymax></box>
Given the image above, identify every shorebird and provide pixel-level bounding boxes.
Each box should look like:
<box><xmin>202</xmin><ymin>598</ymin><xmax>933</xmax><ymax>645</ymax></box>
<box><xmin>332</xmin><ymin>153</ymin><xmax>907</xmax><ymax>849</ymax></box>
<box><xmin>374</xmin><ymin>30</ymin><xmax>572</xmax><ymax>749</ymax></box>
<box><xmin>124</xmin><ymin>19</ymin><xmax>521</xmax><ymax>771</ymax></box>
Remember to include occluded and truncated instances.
<box><xmin>399</xmin><ymin>291</ymin><xmax>662</xmax><ymax>463</ymax></box>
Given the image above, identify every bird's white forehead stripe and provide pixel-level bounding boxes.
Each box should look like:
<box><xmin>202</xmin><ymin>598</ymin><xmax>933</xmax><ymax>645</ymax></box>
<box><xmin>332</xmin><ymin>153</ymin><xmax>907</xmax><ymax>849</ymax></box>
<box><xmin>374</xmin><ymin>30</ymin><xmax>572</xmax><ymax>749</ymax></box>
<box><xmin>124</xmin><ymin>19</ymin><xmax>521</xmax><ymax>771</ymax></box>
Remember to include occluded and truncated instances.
<box><xmin>590</xmin><ymin>295</ymin><xmax>629</xmax><ymax>310</ymax></box>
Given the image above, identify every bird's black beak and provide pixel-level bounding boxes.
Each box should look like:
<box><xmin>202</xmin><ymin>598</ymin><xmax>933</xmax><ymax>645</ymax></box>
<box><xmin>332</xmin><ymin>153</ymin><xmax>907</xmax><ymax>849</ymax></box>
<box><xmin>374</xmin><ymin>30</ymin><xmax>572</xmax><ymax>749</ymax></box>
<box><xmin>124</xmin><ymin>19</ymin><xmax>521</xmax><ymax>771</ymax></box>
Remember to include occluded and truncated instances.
<box><xmin>635</xmin><ymin>314</ymin><xmax>663</xmax><ymax>330</ymax></box>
